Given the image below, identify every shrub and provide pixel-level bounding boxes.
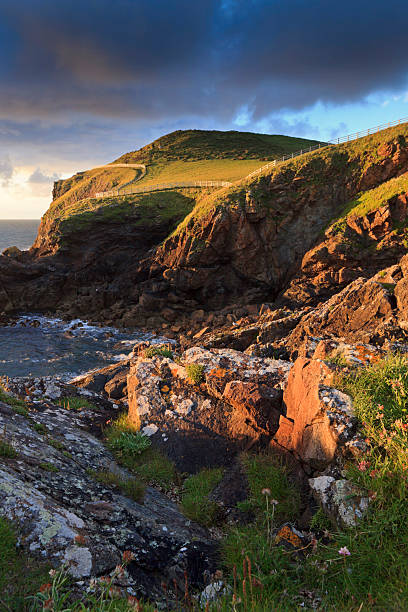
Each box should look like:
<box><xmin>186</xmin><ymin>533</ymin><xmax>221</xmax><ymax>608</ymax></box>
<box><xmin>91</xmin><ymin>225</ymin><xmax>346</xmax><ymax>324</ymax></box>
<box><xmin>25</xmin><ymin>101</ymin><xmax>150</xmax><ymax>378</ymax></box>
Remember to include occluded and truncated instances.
<box><xmin>185</xmin><ymin>363</ymin><xmax>205</xmax><ymax>384</ymax></box>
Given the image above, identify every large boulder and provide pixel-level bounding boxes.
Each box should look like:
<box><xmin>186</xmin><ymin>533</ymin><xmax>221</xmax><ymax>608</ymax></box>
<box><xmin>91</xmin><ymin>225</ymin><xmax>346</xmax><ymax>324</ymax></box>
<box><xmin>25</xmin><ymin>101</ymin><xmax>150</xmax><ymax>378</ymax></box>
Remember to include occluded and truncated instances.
<box><xmin>127</xmin><ymin>348</ymin><xmax>292</xmax><ymax>472</ymax></box>
<box><xmin>274</xmin><ymin>358</ymin><xmax>363</xmax><ymax>471</ymax></box>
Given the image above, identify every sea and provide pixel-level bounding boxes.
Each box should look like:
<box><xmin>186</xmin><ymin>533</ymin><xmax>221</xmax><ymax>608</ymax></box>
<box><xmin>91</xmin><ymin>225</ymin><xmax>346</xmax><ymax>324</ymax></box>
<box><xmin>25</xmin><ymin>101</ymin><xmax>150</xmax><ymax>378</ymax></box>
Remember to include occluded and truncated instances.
<box><xmin>0</xmin><ymin>219</ymin><xmax>40</xmax><ymax>253</ymax></box>
<box><xmin>0</xmin><ymin>219</ymin><xmax>167</xmax><ymax>379</ymax></box>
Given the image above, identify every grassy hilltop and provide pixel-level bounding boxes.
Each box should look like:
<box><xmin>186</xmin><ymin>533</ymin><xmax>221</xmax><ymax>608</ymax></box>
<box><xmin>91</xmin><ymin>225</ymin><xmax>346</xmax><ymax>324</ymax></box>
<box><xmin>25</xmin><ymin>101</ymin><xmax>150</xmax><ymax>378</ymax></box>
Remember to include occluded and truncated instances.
<box><xmin>42</xmin><ymin>129</ymin><xmax>321</xmax><ymax>226</ymax></box>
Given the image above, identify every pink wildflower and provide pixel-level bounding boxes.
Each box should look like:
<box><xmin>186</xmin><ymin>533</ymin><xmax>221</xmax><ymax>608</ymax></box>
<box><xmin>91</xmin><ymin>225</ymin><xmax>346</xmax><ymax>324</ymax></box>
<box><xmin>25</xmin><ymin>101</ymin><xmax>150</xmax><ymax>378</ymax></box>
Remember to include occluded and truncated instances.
<box><xmin>358</xmin><ymin>460</ymin><xmax>369</xmax><ymax>472</ymax></box>
<box><xmin>338</xmin><ymin>546</ymin><xmax>351</xmax><ymax>557</ymax></box>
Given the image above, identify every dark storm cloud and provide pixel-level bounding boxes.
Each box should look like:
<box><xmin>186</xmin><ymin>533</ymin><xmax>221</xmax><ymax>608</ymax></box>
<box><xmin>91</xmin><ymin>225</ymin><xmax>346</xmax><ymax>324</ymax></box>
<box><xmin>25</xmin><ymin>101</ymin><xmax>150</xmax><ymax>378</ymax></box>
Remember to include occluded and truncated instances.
<box><xmin>0</xmin><ymin>0</ymin><xmax>407</xmax><ymax>125</ymax></box>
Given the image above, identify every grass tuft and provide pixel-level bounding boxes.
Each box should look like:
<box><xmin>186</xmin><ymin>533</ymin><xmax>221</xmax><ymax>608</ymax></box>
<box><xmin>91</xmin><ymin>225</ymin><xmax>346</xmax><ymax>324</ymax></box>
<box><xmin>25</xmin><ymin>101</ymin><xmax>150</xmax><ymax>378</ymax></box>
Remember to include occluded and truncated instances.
<box><xmin>39</xmin><ymin>462</ymin><xmax>59</xmax><ymax>473</ymax></box>
<box><xmin>180</xmin><ymin>468</ymin><xmax>223</xmax><ymax>526</ymax></box>
<box><xmin>90</xmin><ymin>469</ymin><xmax>145</xmax><ymax>503</ymax></box>
<box><xmin>58</xmin><ymin>396</ymin><xmax>100</xmax><ymax>412</ymax></box>
<box><xmin>144</xmin><ymin>345</ymin><xmax>174</xmax><ymax>359</ymax></box>
<box><xmin>0</xmin><ymin>438</ymin><xmax>17</xmax><ymax>458</ymax></box>
<box><xmin>0</xmin><ymin>387</ymin><xmax>29</xmax><ymax>416</ymax></box>
<box><xmin>185</xmin><ymin>363</ymin><xmax>205</xmax><ymax>385</ymax></box>
<box><xmin>105</xmin><ymin>413</ymin><xmax>177</xmax><ymax>490</ymax></box>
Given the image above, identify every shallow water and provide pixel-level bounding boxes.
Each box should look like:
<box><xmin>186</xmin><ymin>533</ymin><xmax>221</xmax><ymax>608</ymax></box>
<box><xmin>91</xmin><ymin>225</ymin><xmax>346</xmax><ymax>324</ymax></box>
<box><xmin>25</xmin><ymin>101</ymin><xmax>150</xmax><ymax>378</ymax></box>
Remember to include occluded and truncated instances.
<box><xmin>0</xmin><ymin>315</ymin><xmax>163</xmax><ymax>378</ymax></box>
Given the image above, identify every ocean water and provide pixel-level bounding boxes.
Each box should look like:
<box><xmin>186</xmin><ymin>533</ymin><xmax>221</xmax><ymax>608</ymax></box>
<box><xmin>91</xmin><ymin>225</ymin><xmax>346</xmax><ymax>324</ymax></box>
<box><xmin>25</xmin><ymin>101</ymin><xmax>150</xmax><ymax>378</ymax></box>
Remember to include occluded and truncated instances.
<box><xmin>0</xmin><ymin>315</ymin><xmax>171</xmax><ymax>379</ymax></box>
<box><xmin>0</xmin><ymin>219</ymin><xmax>40</xmax><ymax>253</ymax></box>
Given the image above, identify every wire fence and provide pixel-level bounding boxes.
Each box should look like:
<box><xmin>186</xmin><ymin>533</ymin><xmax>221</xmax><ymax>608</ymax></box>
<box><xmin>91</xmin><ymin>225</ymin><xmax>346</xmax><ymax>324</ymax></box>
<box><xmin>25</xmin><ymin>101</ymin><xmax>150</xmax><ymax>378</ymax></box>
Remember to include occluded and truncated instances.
<box><xmin>94</xmin><ymin>180</ymin><xmax>232</xmax><ymax>198</ymax></box>
<box><xmin>245</xmin><ymin>116</ymin><xmax>408</xmax><ymax>180</ymax></box>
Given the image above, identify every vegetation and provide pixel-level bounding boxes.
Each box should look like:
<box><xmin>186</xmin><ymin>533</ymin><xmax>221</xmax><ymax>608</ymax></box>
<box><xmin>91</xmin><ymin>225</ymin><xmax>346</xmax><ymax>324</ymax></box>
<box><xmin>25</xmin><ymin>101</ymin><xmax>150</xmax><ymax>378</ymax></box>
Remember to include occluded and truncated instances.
<box><xmin>143</xmin><ymin>345</ymin><xmax>174</xmax><ymax>359</ymax></box>
<box><xmin>4</xmin><ymin>354</ymin><xmax>408</xmax><ymax>609</ymax></box>
<box><xmin>58</xmin><ymin>396</ymin><xmax>100</xmax><ymax>412</ymax></box>
<box><xmin>108</xmin><ymin>431</ymin><xmax>152</xmax><ymax>455</ymax></box>
<box><xmin>0</xmin><ymin>385</ymin><xmax>29</xmax><ymax>416</ymax></box>
<box><xmin>56</xmin><ymin>191</ymin><xmax>196</xmax><ymax>247</ymax></box>
<box><xmin>90</xmin><ymin>469</ymin><xmax>145</xmax><ymax>503</ymax></box>
<box><xmin>180</xmin><ymin>467</ymin><xmax>223</xmax><ymax>526</ymax></box>
<box><xmin>46</xmin><ymin>165</ymin><xmax>137</xmax><ymax>222</ymax></box>
<box><xmin>213</xmin><ymin>357</ymin><xmax>408</xmax><ymax>610</ymax></box>
<box><xmin>0</xmin><ymin>517</ymin><xmax>51</xmax><ymax>610</ymax></box>
<box><xmin>185</xmin><ymin>363</ymin><xmax>205</xmax><ymax>384</ymax></box>
<box><xmin>171</xmin><ymin>122</ymin><xmax>408</xmax><ymax>238</ymax></box>
<box><xmin>105</xmin><ymin>413</ymin><xmax>177</xmax><ymax>490</ymax></box>
<box><xmin>237</xmin><ymin>452</ymin><xmax>300</xmax><ymax>520</ymax></box>
<box><xmin>0</xmin><ymin>437</ymin><xmax>17</xmax><ymax>458</ymax></box>
<box><xmin>39</xmin><ymin>462</ymin><xmax>60</xmax><ymax>473</ymax></box>
<box><xmin>329</xmin><ymin>171</ymin><xmax>408</xmax><ymax>235</ymax></box>
<box><xmin>115</xmin><ymin>129</ymin><xmax>322</xmax><ymax>165</ymax></box>
<box><xmin>33</xmin><ymin>422</ymin><xmax>47</xmax><ymax>434</ymax></box>
<box><xmin>44</xmin><ymin>129</ymin><xmax>321</xmax><ymax>232</ymax></box>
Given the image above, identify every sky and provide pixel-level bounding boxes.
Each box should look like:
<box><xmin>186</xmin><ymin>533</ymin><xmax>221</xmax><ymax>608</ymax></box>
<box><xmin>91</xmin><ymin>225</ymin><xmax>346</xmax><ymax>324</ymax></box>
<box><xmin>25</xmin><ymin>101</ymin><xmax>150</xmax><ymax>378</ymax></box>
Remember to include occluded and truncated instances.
<box><xmin>1</xmin><ymin>0</ymin><xmax>408</xmax><ymax>218</ymax></box>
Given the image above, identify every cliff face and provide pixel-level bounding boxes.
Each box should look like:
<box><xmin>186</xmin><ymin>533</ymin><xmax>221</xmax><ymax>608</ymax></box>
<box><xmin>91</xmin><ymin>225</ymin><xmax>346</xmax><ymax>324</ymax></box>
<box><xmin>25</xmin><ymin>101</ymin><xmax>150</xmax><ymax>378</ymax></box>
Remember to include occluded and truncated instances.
<box><xmin>1</xmin><ymin>125</ymin><xmax>408</xmax><ymax>331</ymax></box>
<box><xmin>147</xmin><ymin>129</ymin><xmax>408</xmax><ymax>308</ymax></box>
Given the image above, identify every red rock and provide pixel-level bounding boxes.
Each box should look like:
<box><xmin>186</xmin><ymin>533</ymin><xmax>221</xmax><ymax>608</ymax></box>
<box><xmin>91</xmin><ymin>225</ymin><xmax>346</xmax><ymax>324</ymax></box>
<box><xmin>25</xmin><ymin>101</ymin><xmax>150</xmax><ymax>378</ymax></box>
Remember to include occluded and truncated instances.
<box><xmin>273</xmin><ymin>358</ymin><xmax>357</xmax><ymax>469</ymax></box>
<box><xmin>223</xmin><ymin>380</ymin><xmax>282</xmax><ymax>433</ymax></box>
<box><xmin>274</xmin><ymin>415</ymin><xmax>294</xmax><ymax>448</ymax></box>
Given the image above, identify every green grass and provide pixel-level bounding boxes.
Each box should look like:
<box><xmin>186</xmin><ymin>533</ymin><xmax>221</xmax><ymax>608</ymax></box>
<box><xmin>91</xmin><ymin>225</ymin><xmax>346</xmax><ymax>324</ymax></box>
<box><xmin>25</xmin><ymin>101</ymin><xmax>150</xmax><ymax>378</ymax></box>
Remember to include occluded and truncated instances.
<box><xmin>329</xmin><ymin>171</ymin><xmax>408</xmax><ymax>235</ymax></box>
<box><xmin>105</xmin><ymin>413</ymin><xmax>177</xmax><ymax>490</ymax></box>
<box><xmin>185</xmin><ymin>363</ymin><xmax>205</xmax><ymax>384</ymax></box>
<box><xmin>237</xmin><ymin>452</ymin><xmax>300</xmax><ymax>521</ymax></box>
<box><xmin>170</xmin><ymin>122</ymin><xmax>408</xmax><ymax>240</ymax></box>
<box><xmin>0</xmin><ymin>517</ymin><xmax>51</xmax><ymax>610</ymax></box>
<box><xmin>136</xmin><ymin>158</ymin><xmax>271</xmax><ymax>187</ymax></box>
<box><xmin>115</xmin><ymin>129</ymin><xmax>321</xmax><ymax>165</ymax></box>
<box><xmin>33</xmin><ymin>422</ymin><xmax>47</xmax><ymax>435</ymax></box>
<box><xmin>49</xmin><ymin>438</ymin><xmax>65</xmax><ymax>451</ymax></box>
<box><xmin>0</xmin><ymin>387</ymin><xmax>29</xmax><ymax>416</ymax></box>
<box><xmin>108</xmin><ymin>431</ymin><xmax>152</xmax><ymax>455</ymax></box>
<box><xmin>215</xmin><ymin>355</ymin><xmax>408</xmax><ymax>610</ymax></box>
<box><xmin>44</xmin><ymin>129</ymin><xmax>321</xmax><ymax>230</ymax></box>
<box><xmin>39</xmin><ymin>462</ymin><xmax>59</xmax><ymax>472</ymax></box>
<box><xmin>144</xmin><ymin>345</ymin><xmax>174</xmax><ymax>359</ymax></box>
<box><xmin>57</xmin><ymin>396</ymin><xmax>100</xmax><ymax>412</ymax></box>
<box><xmin>180</xmin><ymin>467</ymin><xmax>223</xmax><ymax>526</ymax></box>
<box><xmin>56</xmin><ymin>191</ymin><xmax>196</xmax><ymax>244</ymax></box>
<box><xmin>90</xmin><ymin>469</ymin><xmax>145</xmax><ymax>503</ymax></box>
<box><xmin>46</xmin><ymin>165</ymin><xmax>137</xmax><ymax>223</ymax></box>
<box><xmin>0</xmin><ymin>438</ymin><xmax>17</xmax><ymax>458</ymax></box>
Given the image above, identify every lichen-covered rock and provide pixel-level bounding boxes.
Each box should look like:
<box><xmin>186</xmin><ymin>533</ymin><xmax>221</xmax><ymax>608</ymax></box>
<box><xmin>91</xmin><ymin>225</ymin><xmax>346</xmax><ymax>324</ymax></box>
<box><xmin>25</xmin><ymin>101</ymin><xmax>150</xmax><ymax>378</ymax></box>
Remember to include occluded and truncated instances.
<box><xmin>309</xmin><ymin>476</ymin><xmax>369</xmax><ymax>527</ymax></box>
<box><xmin>0</xmin><ymin>389</ymin><xmax>216</xmax><ymax>601</ymax></box>
<box><xmin>127</xmin><ymin>348</ymin><xmax>292</xmax><ymax>472</ymax></box>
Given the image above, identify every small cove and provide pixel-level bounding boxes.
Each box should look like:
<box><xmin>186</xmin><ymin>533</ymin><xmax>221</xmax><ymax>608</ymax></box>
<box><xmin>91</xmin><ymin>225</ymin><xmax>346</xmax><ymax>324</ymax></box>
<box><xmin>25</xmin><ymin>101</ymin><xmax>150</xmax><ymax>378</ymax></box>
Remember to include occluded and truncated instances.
<box><xmin>0</xmin><ymin>315</ymin><xmax>163</xmax><ymax>378</ymax></box>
